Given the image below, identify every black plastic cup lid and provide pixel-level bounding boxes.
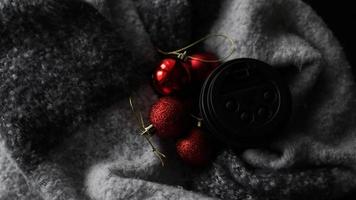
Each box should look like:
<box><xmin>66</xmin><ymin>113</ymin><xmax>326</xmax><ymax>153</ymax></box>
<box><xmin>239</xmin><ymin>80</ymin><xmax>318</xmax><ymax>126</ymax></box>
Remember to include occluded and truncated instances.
<box><xmin>199</xmin><ymin>58</ymin><xmax>292</xmax><ymax>147</ymax></box>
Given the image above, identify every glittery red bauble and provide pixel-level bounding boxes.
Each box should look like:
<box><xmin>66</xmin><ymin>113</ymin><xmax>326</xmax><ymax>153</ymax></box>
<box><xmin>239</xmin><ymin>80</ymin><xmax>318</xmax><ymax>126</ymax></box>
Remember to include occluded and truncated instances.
<box><xmin>153</xmin><ymin>58</ymin><xmax>191</xmax><ymax>95</ymax></box>
<box><xmin>176</xmin><ymin>128</ymin><xmax>211</xmax><ymax>166</ymax></box>
<box><xmin>150</xmin><ymin>96</ymin><xmax>188</xmax><ymax>138</ymax></box>
<box><xmin>189</xmin><ymin>52</ymin><xmax>220</xmax><ymax>82</ymax></box>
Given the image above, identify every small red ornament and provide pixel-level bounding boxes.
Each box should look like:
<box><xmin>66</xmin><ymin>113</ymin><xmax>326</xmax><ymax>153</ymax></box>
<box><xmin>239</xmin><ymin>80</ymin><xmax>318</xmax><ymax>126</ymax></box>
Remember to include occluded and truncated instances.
<box><xmin>189</xmin><ymin>52</ymin><xmax>220</xmax><ymax>83</ymax></box>
<box><xmin>150</xmin><ymin>96</ymin><xmax>188</xmax><ymax>139</ymax></box>
<box><xmin>153</xmin><ymin>58</ymin><xmax>191</xmax><ymax>95</ymax></box>
<box><xmin>176</xmin><ymin>127</ymin><xmax>211</xmax><ymax>166</ymax></box>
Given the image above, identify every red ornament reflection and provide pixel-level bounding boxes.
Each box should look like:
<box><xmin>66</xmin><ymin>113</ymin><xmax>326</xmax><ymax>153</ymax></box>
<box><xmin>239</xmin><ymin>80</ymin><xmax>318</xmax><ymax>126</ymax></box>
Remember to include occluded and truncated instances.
<box><xmin>153</xmin><ymin>58</ymin><xmax>191</xmax><ymax>95</ymax></box>
<box><xmin>190</xmin><ymin>52</ymin><xmax>220</xmax><ymax>83</ymax></box>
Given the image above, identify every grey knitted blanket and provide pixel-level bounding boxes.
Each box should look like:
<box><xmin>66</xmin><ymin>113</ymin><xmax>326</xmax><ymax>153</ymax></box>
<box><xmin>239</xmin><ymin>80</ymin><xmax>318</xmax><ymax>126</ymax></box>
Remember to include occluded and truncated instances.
<box><xmin>1</xmin><ymin>0</ymin><xmax>356</xmax><ymax>199</ymax></box>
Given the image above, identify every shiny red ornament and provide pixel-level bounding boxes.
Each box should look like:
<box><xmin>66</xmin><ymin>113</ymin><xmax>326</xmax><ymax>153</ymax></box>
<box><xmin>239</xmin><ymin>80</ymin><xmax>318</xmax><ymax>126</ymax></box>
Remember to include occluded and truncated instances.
<box><xmin>189</xmin><ymin>52</ymin><xmax>220</xmax><ymax>83</ymax></box>
<box><xmin>150</xmin><ymin>96</ymin><xmax>188</xmax><ymax>139</ymax></box>
<box><xmin>153</xmin><ymin>58</ymin><xmax>191</xmax><ymax>95</ymax></box>
<box><xmin>176</xmin><ymin>127</ymin><xmax>211</xmax><ymax>166</ymax></box>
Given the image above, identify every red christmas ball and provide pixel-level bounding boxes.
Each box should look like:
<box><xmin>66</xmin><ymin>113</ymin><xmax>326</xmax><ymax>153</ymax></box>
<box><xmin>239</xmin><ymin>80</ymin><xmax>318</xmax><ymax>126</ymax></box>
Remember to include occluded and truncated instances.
<box><xmin>189</xmin><ymin>52</ymin><xmax>220</xmax><ymax>83</ymax></box>
<box><xmin>150</xmin><ymin>96</ymin><xmax>188</xmax><ymax>139</ymax></box>
<box><xmin>176</xmin><ymin>127</ymin><xmax>211</xmax><ymax>166</ymax></box>
<box><xmin>153</xmin><ymin>58</ymin><xmax>191</xmax><ymax>95</ymax></box>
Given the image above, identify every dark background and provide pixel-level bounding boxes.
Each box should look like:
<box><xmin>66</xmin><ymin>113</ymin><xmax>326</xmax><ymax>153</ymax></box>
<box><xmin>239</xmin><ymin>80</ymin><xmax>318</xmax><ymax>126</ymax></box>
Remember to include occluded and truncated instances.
<box><xmin>303</xmin><ymin>1</ymin><xmax>356</xmax><ymax>71</ymax></box>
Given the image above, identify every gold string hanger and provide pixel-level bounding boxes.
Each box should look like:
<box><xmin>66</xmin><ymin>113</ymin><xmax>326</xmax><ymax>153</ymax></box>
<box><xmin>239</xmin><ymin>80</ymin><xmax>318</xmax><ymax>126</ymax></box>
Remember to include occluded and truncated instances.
<box><xmin>190</xmin><ymin>114</ymin><xmax>203</xmax><ymax>128</ymax></box>
<box><xmin>129</xmin><ymin>97</ymin><xmax>166</xmax><ymax>167</ymax></box>
<box><xmin>157</xmin><ymin>33</ymin><xmax>236</xmax><ymax>62</ymax></box>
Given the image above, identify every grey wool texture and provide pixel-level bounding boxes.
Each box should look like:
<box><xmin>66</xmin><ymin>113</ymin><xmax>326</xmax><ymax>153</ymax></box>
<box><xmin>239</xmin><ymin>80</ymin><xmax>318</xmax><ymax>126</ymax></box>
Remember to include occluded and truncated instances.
<box><xmin>1</xmin><ymin>0</ymin><xmax>356</xmax><ymax>200</ymax></box>
<box><xmin>0</xmin><ymin>0</ymin><xmax>140</xmax><ymax>171</ymax></box>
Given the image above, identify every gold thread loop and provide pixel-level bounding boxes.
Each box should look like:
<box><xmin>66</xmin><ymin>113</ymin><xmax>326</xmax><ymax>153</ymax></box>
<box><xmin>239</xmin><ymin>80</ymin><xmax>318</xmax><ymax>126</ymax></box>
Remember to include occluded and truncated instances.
<box><xmin>129</xmin><ymin>97</ymin><xmax>166</xmax><ymax>166</ymax></box>
<box><xmin>157</xmin><ymin>33</ymin><xmax>236</xmax><ymax>63</ymax></box>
